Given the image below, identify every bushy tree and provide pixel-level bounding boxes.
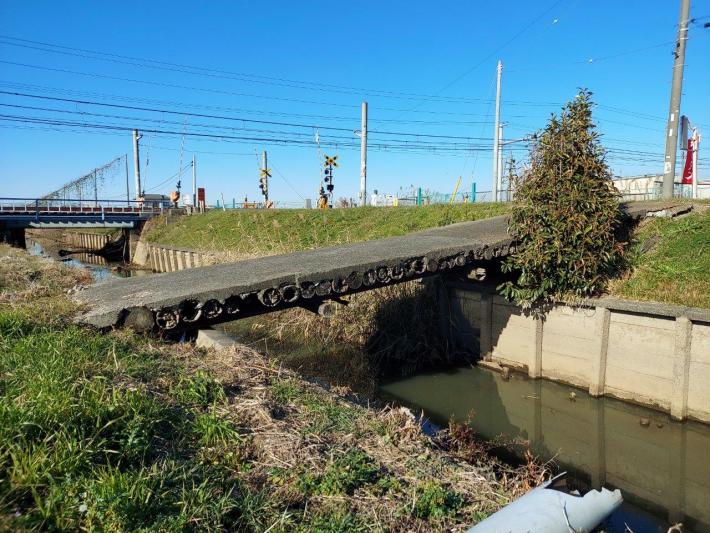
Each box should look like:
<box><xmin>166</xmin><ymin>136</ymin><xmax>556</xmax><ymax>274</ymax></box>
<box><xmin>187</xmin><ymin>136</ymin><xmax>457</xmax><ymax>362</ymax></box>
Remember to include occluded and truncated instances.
<box><xmin>499</xmin><ymin>90</ymin><xmax>624</xmax><ymax>310</ymax></box>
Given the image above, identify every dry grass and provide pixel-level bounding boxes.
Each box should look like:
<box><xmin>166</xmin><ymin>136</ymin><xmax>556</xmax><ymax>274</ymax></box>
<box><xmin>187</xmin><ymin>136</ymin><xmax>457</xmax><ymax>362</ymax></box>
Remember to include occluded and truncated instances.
<box><xmin>0</xmin><ymin>244</ymin><xmax>91</xmax><ymax>317</ymax></box>
<box><xmin>174</xmin><ymin>341</ymin><xmax>549</xmax><ymax>531</ymax></box>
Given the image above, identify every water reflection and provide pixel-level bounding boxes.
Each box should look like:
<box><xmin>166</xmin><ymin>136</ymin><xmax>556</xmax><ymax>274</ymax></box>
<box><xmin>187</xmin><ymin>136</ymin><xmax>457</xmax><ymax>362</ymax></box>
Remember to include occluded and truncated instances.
<box><xmin>25</xmin><ymin>238</ymin><xmax>147</xmax><ymax>281</ymax></box>
<box><xmin>380</xmin><ymin>366</ymin><xmax>710</xmax><ymax>533</ymax></box>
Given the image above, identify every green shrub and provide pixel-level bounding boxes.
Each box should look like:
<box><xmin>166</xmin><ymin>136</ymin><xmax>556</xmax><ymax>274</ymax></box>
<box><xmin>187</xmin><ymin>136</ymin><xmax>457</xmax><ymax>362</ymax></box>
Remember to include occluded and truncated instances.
<box><xmin>499</xmin><ymin>90</ymin><xmax>625</xmax><ymax>309</ymax></box>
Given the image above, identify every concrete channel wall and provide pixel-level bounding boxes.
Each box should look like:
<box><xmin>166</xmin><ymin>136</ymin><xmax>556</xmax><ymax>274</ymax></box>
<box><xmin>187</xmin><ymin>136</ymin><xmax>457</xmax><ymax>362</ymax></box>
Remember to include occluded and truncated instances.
<box><xmin>134</xmin><ymin>241</ymin><xmax>219</xmax><ymax>273</ymax></box>
<box><xmin>442</xmin><ymin>281</ymin><xmax>710</xmax><ymax>423</ymax></box>
<box><xmin>65</xmin><ymin>232</ymin><xmax>111</xmax><ymax>250</ymax></box>
<box><xmin>467</xmin><ymin>371</ymin><xmax>710</xmax><ymax>528</ymax></box>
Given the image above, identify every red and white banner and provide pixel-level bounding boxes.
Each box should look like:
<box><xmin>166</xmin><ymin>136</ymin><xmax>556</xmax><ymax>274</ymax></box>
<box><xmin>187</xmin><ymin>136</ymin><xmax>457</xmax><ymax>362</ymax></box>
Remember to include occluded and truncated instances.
<box><xmin>681</xmin><ymin>138</ymin><xmax>694</xmax><ymax>185</ymax></box>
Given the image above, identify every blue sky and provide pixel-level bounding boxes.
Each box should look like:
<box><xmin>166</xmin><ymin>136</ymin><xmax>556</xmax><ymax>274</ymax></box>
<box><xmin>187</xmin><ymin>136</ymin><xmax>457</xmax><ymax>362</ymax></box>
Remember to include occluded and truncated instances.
<box><xmin>1</xmin><ymin>0</ymin><xmax>708</xmax><ymax>205</ymax></box>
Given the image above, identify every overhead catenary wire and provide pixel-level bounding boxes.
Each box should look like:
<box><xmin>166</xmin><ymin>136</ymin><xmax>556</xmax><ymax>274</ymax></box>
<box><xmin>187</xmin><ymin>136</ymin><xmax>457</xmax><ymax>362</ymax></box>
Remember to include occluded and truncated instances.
<box><xmin>0</xmin><ymin>92</ymin><xmax>487</xmax><ymax>139</ymax></box>
<box><xmin>0</xmin><ymin>114</ymin><xmax>524</xmax><ymax>153</ymax></box>
<box><xmin>0</xmin><ymin>34</ymin><xmax>568</xmax><ymax>105</ymax></box>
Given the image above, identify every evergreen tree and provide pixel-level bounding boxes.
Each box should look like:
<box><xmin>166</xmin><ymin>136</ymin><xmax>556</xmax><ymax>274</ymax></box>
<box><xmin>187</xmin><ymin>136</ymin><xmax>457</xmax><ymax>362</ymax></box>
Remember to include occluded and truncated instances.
<box><xmin>499</xmin><ymin>90</ymin><xmax>624</xmax><ymax>310</ymax></box>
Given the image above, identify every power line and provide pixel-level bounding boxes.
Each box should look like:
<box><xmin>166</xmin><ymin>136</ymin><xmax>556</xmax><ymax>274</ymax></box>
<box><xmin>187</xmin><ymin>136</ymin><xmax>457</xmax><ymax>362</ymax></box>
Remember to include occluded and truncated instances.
<box><xmin>0</xmin><ymin>60</ymin><xmax>572</xmax><ymax>113</ymax></box>
<box><xmin>0</xmin><ymin>92</ymin><xmax>504</xmax><ymax>141</ymax></box>
<box><xmin>0</xmin><ymin>34</ymin><xmax>516</xmax><ymax>104</ymax></box>
<box><xmin>393</xmin><ymin>0</ymin><xmax>567</xmax><ymax>118</ymax></box>
<box><xmin>0</xmin><ymin>114</ymin><xmax>514</xmax><ymax>153</ymax></box>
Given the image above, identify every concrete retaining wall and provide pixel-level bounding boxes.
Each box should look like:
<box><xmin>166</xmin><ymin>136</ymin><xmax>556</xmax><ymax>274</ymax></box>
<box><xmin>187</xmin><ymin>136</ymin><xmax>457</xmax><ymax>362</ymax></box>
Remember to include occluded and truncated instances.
<box><xmin>443</xmin><ymin>282</ymin><xmax>710</xmax><ymax>423</ymax></box>
<box><xmin>139</xmin><ymin>242</ymin><xmax>218</xmax><ymax>273</ymax></box>
<box><xmin>65</xmin><ymin>232</ymin><xmax>111</xmax><ymax>250</ymax></box>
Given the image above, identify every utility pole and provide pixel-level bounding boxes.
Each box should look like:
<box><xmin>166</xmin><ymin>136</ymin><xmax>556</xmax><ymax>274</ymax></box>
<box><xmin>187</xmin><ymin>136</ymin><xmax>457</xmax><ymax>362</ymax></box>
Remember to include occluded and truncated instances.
<box><xmin>498</xmin><ymin>123</ymin><xmax>504</xmax><ymax>201</ymax></box>
<box><xmin>192</xmin><ymin>155</ymin><xmax>197</xmax><ymax>207</ymax></box>
<box><xmin>661</xmin><ymin>0</ymin><xmax>691</xmax><ymax>199</ymax></box>
<box><xmin>359</xmin><ymin>101</ymin><xmax>368</xmax><ymax>206</ymax></box>
<box><xmin>492</xmin><ymin>60</ymin><xmax>503</xmax><ymax>202</ymax></box>
<box><xmin>125</xmin><ymin>154</ymin><xmax>130</xmax><ymax>206</ymax></box>
<box><xmin>692</xmin><ymin>128</ymin><xmax>700</xmax><ymax>199</ymax></box>
<box><xmin>132</xmin><ymin>129</ymin><xmax>143</xmax><ymax>200</ymax></box>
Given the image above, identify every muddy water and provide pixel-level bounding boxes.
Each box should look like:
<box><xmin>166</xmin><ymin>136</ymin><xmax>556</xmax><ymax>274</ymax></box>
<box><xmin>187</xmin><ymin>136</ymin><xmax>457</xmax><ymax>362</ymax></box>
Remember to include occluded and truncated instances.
<box><xmin>25</xmin><ymin>237</ymin><xmax>148</xmax><ymax>281</ymax></box>
<box><xmin>380</xmin><ymin>366</ymin><xmax>710</xmax><ymax>533</ymax></box>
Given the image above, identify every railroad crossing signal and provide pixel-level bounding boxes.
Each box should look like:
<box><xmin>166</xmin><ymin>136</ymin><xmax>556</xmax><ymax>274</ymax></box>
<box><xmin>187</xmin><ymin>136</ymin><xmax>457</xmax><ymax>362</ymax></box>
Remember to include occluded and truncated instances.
<box><xmin>323</xmin><ymin>154</ymin><xmax>337</xmax><ymax>197</ymax></box>
<box><xmin>259</xmin><ymin>168</ymin><xmax>271</xmax><ymax>200</ymax></box>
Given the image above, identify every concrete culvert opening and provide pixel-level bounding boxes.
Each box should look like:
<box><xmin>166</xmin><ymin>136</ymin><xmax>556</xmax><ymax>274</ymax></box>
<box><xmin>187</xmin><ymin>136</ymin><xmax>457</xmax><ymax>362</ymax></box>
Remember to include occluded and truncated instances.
<box><xmin>280</xmin><ymin>284</ymin><xmax>300</xmax><ymax>303</ymax></box>
<box><xmin>179</xmin><ymin>300</ymin><xmax>202</xmax><ymax>323</ymax></box>
<box><xmin>300</xmin><ymin>281</ymin><xmax>316</xmax><ymax>299</ymax></box>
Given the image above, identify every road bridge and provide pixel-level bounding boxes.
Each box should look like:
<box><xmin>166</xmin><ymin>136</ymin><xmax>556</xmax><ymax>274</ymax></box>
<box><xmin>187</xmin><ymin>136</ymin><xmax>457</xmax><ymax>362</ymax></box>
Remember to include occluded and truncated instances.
<box><xmin>73</xmin><ymin>201</ymin><xmax>686</xmax><ymax>333</ymax></box>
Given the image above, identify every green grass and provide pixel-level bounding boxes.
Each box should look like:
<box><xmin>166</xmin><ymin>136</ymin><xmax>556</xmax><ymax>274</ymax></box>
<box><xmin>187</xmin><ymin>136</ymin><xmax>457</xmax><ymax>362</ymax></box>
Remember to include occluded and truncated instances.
<box><xmin>143</xmin><ymin>203</ymin><xmax>509</xmax><ymax>256</ymax></box>
<box><xmin>0</xmin><ymin>315</ymin><xmax>244</xmax><ymax>531</ymax></box>
<box><xmin>610</xmin><ymin>209</ymin><xmax>710</xmax><ymax>308</ymax></box>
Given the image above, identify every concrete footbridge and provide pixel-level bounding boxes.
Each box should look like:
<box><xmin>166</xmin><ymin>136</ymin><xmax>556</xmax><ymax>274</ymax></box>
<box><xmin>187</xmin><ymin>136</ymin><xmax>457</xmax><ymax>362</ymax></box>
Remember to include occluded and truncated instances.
<box><xmin>73</xmin><ymin>201</ymin><xmax>689</xmax><ymax>333</ymax></box>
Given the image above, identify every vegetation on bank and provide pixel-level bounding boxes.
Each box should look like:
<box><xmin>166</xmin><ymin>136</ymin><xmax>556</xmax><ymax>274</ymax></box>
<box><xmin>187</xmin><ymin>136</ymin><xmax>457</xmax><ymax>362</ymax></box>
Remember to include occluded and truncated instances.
<box><xmin>223</xmin><ymin>280</ymin><xmax>458</xmax><ymax>396</ymax></box>
<box><xmin>143</xmin><ymin>203</ymin><xmax>509</xmax><ymax>257</ymax></box>
<box><xmin>609</xmin><ymin>208</ymin><xmax>710</xmax><ymax>308</ymax></box>
<box><xmin>500</xmin><ymin>91</ymin><xmax>625</xmax><ymax>310</ymax></box>
<box><xmin>0</xmin><ymin>245</ymin><xmax>544</xmax><ymax>531</ymax></box>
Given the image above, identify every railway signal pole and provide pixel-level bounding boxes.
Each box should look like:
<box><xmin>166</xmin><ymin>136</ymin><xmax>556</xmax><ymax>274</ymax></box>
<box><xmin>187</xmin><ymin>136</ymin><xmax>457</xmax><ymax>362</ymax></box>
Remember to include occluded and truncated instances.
<box><xmin>661</xmin><ymin>0</ymin><xmax>691</xmax><ymax>199</ymax></box>
<box><xmin>259</xmin><ymin>150</ymin><xmax>271</xmax><ymax>202</ymax></box>
<box><xmin>320</xmin><ymin>154</ymin><xmax>338</xmax><ymax>208</ymax></box>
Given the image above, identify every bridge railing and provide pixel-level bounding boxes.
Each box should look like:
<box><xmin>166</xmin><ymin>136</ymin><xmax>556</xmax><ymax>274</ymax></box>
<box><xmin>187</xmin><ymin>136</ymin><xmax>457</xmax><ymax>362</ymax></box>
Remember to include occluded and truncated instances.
<box><xmin>0</xmin><ymin>197</ymin><xmax>163</xmax><ymax>218</ymax></box>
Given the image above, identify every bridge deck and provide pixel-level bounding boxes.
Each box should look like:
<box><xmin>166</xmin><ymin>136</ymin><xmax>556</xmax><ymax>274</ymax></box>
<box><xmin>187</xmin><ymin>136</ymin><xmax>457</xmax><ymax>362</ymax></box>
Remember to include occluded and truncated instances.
<box><xmin>73</xmin><ymin>201</ymin><xmax>688</xmax><ymax>332</ymax></box>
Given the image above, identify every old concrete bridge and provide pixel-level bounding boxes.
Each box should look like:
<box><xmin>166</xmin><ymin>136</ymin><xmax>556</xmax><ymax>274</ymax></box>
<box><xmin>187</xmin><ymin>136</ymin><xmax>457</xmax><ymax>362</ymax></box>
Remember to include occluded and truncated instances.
<box><xmin>73</xmin><ymin>201</ymin><xmax>687</xmax><ymax>333</ymax></box>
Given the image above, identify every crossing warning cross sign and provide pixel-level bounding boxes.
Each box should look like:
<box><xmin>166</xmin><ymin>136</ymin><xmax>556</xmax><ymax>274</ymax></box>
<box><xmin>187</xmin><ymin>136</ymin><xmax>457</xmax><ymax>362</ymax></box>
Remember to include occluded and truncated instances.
<box><xmin>324</xmin><ymin>155</ymin><xmax>338</xmax><ymax>167</ymax></box>
<box><xmin>260</xmin><ymin>168</ymin><xmax>272</xmax><ymax>178</ymax></box>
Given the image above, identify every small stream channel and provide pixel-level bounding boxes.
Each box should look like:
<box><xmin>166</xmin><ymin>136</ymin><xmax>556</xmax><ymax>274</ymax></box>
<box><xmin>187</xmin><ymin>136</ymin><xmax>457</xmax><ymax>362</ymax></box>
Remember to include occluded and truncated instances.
<box><xmin>26</xmin><ymin>236</ymin><xmax>146</xmax><ymax>281</ymax></box>
<box><xmin>381</xmin><ymin>367</ymin><xmax>710</xmax><ymax>532</ymax></box>
<box><xmin>26</xmin><ymin>235</ymin><xmax>709</xmax><ymax>532</ymax></box>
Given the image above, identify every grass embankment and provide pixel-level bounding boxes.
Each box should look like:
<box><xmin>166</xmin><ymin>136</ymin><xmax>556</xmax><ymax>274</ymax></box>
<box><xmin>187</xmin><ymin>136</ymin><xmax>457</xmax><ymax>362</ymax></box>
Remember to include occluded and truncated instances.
<box><xmin>0</xmin><ymin>245</ymin><xmax>543</xmax><ymax>531</ymax></box>
<box><xmin>143</xmin><ymin>204</ymin><xmax>509</xmax><ymax>257</ymax></box>
<box><xmin>609</xmin><ymin>208</ymin><xmax>710</xmax><ymax>308</ymax></box>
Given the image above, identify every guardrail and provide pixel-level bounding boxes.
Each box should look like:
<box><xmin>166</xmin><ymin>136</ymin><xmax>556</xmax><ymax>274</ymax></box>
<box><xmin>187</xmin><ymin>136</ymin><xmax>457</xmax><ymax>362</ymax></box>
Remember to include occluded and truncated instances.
<box><xmin>0</xmin><ymin>197</ymin><xmax>163</xmax><ymax>222</ymax></box>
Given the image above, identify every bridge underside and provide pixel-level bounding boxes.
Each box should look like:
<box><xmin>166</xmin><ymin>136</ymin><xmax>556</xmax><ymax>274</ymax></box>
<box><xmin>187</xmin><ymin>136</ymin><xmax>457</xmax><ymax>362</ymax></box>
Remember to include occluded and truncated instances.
<box><xmin>72</xmin><ymin>201</ymin><xmax>689</xmax><ymax>334</ymax></box>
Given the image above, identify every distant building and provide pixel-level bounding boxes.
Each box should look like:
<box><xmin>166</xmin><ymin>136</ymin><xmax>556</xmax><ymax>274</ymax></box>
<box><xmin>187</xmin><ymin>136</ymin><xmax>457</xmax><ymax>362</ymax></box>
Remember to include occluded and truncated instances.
<box><xmin>140</xmin><ymin>194</ymin><xmax>172</xmax><ymax>209</ymax></box>
<box><xmin>612</xmin><ymin>174</ymin><xmax>662</xmax><ymax>201</ymax></box>
<box><xmin>612</xmin><ymin>174</ymin><xmax>710</xmax><ymax>200</ymax></box>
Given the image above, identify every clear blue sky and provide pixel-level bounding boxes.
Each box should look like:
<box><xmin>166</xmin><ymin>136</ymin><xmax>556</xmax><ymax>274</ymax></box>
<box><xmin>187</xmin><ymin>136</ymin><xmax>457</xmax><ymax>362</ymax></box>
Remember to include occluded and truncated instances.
<box><xmin>1</xmin><ymin>0</ymin><xmax>709</xmax><ymax>204</ymax></box>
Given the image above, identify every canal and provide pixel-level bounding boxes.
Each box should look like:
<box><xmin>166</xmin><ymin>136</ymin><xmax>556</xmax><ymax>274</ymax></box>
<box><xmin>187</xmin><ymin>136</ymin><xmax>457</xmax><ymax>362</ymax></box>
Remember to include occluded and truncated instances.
<box><xmin>25</xmin><ymin>234</ymin><xmax>147</xmax><ymax>281</ymax></box>
<box><xmin>381</xmin><ymin>366</ymin><xmax>710</xmax><ymax>532</ymax></box>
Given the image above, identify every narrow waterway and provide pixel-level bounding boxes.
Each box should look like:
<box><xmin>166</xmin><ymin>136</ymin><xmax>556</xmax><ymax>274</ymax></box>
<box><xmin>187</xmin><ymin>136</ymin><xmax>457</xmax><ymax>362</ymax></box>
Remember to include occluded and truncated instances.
<box><xmin>25</xmin><ymin>236</ymin><xmax>147</xmax><ymax>281</ymax></box>
<box><xmin>381</xmin><ymin>366</ymin><xmax>710</xmax><ymax>532</ymax></box>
